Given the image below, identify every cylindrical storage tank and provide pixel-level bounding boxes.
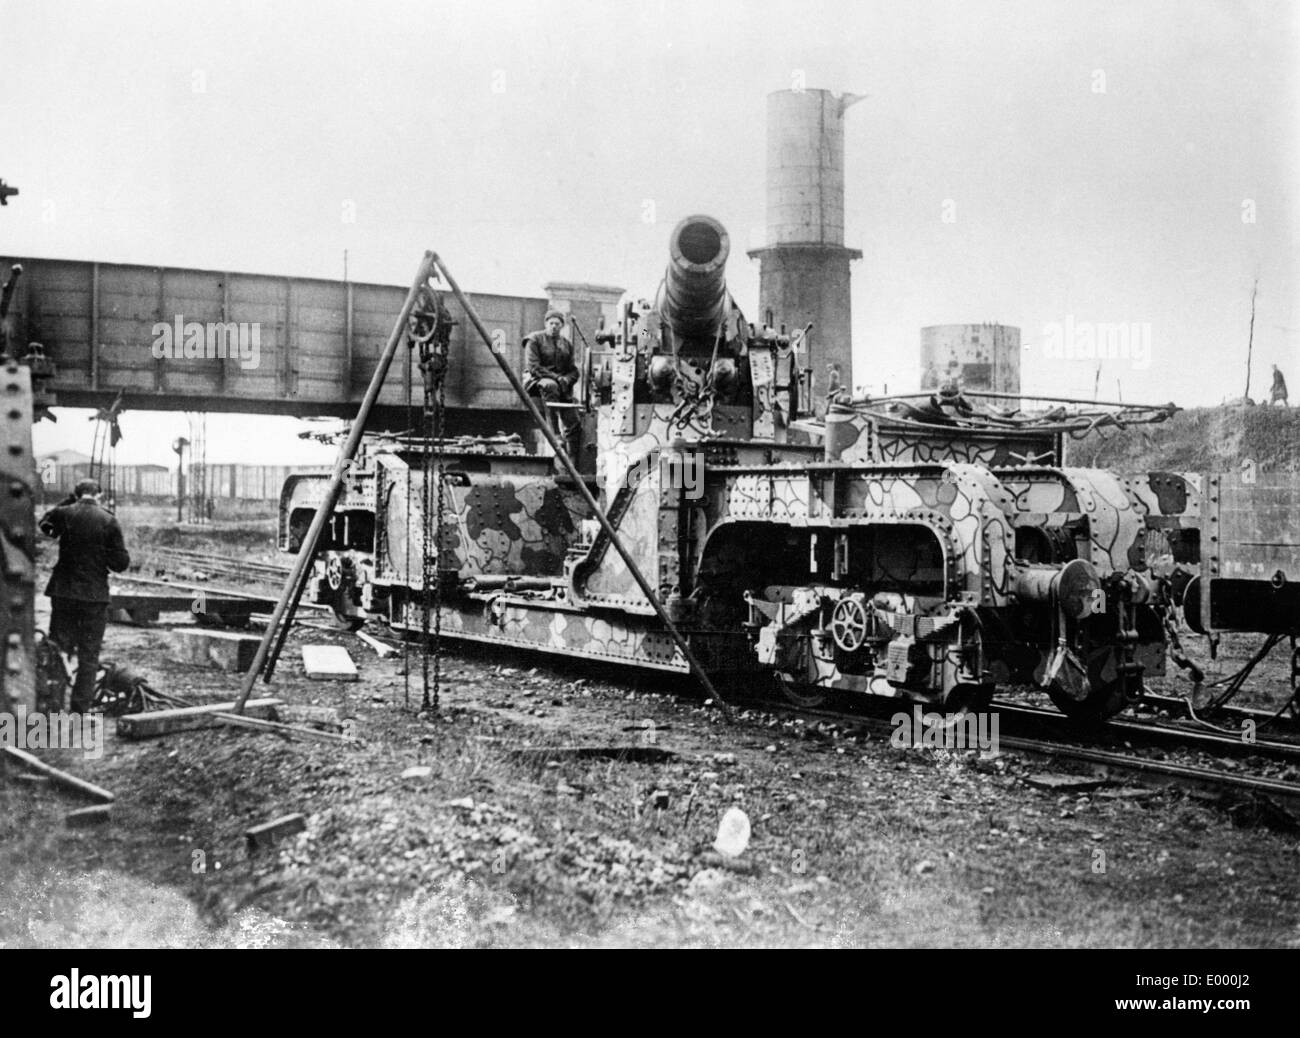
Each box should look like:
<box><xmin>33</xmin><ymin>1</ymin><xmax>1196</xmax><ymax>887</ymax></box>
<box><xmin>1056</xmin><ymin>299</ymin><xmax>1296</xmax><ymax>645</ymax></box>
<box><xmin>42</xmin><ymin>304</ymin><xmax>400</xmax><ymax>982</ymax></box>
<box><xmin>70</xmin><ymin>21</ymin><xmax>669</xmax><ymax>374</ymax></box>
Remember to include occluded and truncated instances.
<box><xmin>920</xmin><ymin>324</ymin><xmax>1021</xmax><ymax>396</ymax></box>
<box><xmin>750</xmin><ymin>88</ymin><xmax>865</xmax><ymax>403</ymax></box>
<box><xmin>766</xmin><ymin>90</ymin><xmax>860</xmax><ymax>246</ymax></box>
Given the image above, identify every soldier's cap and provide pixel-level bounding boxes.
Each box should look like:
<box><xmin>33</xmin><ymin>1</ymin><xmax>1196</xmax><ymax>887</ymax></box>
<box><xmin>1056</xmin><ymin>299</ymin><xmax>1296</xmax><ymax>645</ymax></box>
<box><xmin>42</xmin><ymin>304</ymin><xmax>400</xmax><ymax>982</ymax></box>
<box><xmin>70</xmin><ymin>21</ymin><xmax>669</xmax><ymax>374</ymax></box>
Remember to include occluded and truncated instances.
<box><xmin>74</xmin><ymin>478</ymin><xmax>102</xmax><ymax>497</ymax></box>
<box><xmin>544</xmin><ymin>309</ymin><xmax>566</xmax><ymax>323</ymax></box>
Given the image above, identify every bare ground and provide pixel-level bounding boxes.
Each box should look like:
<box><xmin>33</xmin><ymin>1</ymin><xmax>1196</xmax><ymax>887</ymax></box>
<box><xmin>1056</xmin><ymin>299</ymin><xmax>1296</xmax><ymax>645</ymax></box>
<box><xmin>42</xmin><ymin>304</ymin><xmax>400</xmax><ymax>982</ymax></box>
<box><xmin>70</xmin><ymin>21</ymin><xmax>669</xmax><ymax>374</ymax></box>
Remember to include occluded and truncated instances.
<box><xmin>4</xmin><ymin>514</ymin><xmax>1299</xmax><ymax>948</ymax></box>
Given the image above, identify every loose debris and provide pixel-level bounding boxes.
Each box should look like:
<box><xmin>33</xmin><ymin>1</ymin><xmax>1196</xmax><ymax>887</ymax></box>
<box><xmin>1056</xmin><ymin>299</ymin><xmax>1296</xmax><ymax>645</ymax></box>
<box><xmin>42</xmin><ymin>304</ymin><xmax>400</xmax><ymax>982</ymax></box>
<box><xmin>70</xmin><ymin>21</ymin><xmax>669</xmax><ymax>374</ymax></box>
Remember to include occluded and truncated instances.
<box><xmin>276</xmin><ymin>705</ymin><xmax>346</xmax><ymax>730</ymax></box>
<box><xmin>506</xmin><ymin>745</ymin><xmax>678</xmax><ymax>765</ymax></box>
<box><xmin>1024</xmin><ymin>772</ymin><xmax>1110</xmax><ymax>793</ymax></box>
<box><xmin>246</xmin><ymin>814</ymin><xmax>308</xmax><ymax>854</ymax></box>
<box><xmin>214</xmin><ymin>713</ymin><xmax>359</xmax><ymax>745</ymax></box>
<box><xmin>66</xmin><ymin>805</ymin><xmax>112</xmax><ymax>827</ymax></box>
<box><xmin>713</xmin><ymin>806</ymin><xmax>751</xmax><ymax>858</ymax></box>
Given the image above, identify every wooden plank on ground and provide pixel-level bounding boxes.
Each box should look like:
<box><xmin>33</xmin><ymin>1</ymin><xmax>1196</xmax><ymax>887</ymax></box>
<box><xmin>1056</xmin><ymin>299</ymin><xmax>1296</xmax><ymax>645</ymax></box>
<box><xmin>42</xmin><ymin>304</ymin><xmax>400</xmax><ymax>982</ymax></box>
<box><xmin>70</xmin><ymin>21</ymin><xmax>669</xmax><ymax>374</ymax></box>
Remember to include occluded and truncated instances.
<box><xmin>355</xmin><ymin>630</ymin><xmax>397</xmax><ymax>659</ymax></box>
<box><xmin>170</xmin><ymin>628</ymin><xmax>263</xmax><ymax>672</ymax></box>
<box><xmin>213</xmin><ymin>713</ymin><xmax>359</xmax><ymax>744</ymax></box>
<box><xmin>116</xmin><ymin>698</ymin><xmax>281</xmax><ymax>740</ymax></box>
<box><xmin>2</xmin><ymin>745</ymin><xmax>116</xmax><ymax>803</ymax></box>
<box><xmin>301</xmin><ymin>644</ymin><xmax>358</xmax><ymax>681</ymax></box>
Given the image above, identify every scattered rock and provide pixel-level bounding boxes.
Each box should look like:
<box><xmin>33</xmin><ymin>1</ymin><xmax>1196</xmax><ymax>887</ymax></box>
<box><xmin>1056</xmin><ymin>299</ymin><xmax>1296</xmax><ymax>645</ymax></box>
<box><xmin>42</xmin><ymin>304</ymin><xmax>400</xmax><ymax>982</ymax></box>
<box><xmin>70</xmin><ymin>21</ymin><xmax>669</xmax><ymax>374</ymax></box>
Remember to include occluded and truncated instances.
<box><xmin>688</xmin><ymin>869</ymin><xmax>727</xmax><ymax>894</ymax></box>
<box><xmin>698</xmin><ymin>852</ymin><xmax>758</xmax><ymax>874</ymax></box>
<box><xmin>1097</xmin><ymin>788</ymin><xmax>1159</xmax><ymax>801</ymax></box>
<box><xmin>485</xmin><ymin>905</ymin><xmax>517</xmax><ymax>925</ymax></box>
<box><xmin>713</xmin><ymin>807</ymin><xmax>751</xmax><ymax>858</ymax></box>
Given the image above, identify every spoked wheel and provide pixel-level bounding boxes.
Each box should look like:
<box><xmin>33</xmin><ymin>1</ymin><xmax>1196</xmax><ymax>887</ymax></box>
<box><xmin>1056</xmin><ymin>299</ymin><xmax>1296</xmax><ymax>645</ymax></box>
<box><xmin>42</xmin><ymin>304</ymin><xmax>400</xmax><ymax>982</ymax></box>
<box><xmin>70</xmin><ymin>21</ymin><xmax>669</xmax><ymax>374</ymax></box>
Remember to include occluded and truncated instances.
<box><xmin>830</xmin><ymin>597</ymin><xmax>870</xmax><ymax>653</ymax></box>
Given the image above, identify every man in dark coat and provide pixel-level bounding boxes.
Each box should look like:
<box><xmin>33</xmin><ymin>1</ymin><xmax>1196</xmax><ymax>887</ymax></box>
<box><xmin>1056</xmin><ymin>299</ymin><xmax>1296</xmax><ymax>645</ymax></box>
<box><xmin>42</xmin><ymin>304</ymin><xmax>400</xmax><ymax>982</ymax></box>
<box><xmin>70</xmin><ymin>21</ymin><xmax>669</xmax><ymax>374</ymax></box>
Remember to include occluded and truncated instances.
<box><xmin>523</xmin><ymin>309</ymin><xmax>581</xmax><ymax>456</ymax></box>
<box><xmin>1271</xmin><ymin>364</ymin><xmax>1289</xmax><ymax>407</ymax></box>
<box><xmin>39</xmin><ymin>479</ymin><xmax>130</xmax><ymax>712</ymax></box>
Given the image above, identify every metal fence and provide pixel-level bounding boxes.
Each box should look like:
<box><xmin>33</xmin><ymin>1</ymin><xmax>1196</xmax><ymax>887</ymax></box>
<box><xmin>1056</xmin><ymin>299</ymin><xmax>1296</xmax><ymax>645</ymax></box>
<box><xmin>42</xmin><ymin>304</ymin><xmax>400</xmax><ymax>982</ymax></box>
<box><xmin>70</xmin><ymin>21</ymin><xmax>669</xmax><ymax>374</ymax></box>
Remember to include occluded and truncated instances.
<box><xmin>39</xmin><ymin>461</ymin><xmax>311</xmax><ymax>501</ymax></box>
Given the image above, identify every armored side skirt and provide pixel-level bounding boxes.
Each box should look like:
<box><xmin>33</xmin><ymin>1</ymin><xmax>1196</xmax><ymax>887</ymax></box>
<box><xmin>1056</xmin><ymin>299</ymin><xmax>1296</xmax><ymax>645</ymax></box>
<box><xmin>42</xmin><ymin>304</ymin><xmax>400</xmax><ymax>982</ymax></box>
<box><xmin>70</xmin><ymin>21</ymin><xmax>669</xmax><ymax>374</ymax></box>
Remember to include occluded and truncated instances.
<box><xmin>384</xmin><ymin>594</ymin><xmax>757</xmax><ymax>676</ymax></box>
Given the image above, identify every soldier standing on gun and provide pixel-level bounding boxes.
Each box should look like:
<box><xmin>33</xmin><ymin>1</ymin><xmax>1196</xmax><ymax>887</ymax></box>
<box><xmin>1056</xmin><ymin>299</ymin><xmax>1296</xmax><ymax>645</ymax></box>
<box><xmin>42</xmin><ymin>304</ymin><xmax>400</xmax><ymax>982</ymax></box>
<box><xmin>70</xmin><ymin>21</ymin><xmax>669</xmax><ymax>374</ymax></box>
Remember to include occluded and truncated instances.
<box><xmin>523</xmin><ymin>309</ymin><xmax>582</xmax><ymax>456</ymax></box>
<box><xmin>38</xmin><ymin>479</ymin><xmax>131</xmax><ymax>712</ymax></box>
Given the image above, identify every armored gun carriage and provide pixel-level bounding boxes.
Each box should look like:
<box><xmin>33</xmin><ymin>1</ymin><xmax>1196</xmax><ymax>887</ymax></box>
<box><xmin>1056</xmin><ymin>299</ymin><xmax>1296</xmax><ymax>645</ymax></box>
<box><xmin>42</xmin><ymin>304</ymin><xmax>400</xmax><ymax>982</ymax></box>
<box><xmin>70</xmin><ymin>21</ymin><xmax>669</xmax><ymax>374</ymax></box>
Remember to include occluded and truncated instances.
<box><xmin>278</xmin><ymin>217</ymin><xmax>1298</xmax><ymax>724</ymax></box>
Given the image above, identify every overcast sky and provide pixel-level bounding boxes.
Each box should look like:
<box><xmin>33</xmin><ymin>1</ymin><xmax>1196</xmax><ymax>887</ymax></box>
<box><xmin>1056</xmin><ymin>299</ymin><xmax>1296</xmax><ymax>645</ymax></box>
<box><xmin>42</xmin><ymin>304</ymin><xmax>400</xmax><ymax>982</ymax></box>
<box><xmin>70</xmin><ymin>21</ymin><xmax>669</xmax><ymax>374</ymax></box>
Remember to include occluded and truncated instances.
<box><xmin>5</xmin><ymin>0</ymin><xmax>1297</xmax><ymax>466</ymax></box>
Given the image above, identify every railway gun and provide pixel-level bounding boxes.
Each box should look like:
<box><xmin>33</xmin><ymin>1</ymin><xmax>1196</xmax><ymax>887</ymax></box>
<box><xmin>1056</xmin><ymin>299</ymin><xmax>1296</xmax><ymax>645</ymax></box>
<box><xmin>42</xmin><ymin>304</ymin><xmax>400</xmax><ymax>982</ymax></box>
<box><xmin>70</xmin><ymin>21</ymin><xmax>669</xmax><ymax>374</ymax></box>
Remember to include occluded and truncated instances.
<box><xmin>269</xmin><ymin>216</ymin><xmax>1299</xmax><ymax>724</ymax></box>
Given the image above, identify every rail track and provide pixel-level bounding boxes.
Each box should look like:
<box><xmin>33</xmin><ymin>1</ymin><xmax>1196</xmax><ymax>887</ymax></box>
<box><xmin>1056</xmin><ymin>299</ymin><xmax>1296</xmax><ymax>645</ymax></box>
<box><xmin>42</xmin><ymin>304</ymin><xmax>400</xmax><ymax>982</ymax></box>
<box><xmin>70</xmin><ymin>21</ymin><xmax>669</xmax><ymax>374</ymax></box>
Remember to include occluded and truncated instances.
<box><xmin>989</xmin><ymin>699</ymin><xmax>1300</xmax><ymax>763</ymax></box>
<box><xmin>143</xmin><ymin>546</ymin><xmax>292</xmax><ymax>585</ymax></box>
<box><xmin>117</xmin><ymin>545</ymin><xmax>1300</xmax><ymax>810</ymax></box>
<box><xmin>1136</xmin><ymin>690</ymin><xmax>1300</xmax><ymax>730</ymax></box>
<box><xmin>726</xmin><ymin>689</ymin><xmax>1300</xmax><ymax>813</ymax></box>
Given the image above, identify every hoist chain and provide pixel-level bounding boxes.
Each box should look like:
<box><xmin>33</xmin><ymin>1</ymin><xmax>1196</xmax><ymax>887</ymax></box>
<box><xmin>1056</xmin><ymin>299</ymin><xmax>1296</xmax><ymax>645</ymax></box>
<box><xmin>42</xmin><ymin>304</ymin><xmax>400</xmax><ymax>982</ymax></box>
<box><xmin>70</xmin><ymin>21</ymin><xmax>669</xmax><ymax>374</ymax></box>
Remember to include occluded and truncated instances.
<box><xmin>411</xmin><ymin>285</ymin><xmax>453</xmax><ymax>713</ymax></box>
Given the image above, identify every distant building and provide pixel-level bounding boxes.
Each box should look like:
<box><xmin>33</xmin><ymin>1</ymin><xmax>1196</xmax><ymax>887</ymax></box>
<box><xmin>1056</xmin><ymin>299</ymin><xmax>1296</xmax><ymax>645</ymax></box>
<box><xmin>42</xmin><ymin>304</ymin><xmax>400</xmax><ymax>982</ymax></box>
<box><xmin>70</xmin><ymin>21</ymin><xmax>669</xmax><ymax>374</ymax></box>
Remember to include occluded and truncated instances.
<box><xmin>36</xmin><ymin>453</ymin><xmax>312</xmax><ymax>502</ymax></box>
<box><xmin>921</xmin><ymin>324</ymin><xmax>1021</xmax><ymax>396</ymax></box>
<box><xmin>41</xmin><ymin>449</ymin><xmax>91</xmax><ymax>466</ymax></box>
<box><xmin>544</xmin><ymin>282</ymin><xmax>625</xmax><ymax>339</ymax></box>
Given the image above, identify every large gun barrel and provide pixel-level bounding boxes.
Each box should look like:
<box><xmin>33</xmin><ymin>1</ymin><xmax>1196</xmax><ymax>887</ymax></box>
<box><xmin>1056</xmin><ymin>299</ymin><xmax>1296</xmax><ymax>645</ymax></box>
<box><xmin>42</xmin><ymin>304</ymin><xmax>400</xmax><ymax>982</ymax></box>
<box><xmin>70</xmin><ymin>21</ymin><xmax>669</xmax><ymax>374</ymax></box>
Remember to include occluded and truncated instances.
<box><xmin>658</xmin><ymin>214</ymin><xmax>730</xmax><ymax>346</ymax></box>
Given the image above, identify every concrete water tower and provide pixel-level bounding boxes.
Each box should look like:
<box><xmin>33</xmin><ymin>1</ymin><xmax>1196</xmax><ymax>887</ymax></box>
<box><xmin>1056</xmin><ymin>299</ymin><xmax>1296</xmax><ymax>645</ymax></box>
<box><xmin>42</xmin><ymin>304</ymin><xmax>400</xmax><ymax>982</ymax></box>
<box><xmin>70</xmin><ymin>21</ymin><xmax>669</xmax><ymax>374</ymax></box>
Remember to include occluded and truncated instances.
<box><xmin>921</xmin><ymin>323</ymin><xmax>1021</xmax><ymax>395</ymax></box>
<box><xmin>748</xmin><ymin>89</ymin><xmax>864</xmax><ymax>398</ymax></box>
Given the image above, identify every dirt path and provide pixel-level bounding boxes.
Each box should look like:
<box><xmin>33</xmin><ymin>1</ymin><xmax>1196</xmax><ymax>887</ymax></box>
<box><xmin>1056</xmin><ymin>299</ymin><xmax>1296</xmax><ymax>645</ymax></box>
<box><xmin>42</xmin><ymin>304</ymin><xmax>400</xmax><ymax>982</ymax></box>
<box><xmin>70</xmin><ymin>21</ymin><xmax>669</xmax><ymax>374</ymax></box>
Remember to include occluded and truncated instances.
<box><xmin>4</xmin><ymin>604</ymin><xmax>1300</xmax><ymax>948</ymax></box>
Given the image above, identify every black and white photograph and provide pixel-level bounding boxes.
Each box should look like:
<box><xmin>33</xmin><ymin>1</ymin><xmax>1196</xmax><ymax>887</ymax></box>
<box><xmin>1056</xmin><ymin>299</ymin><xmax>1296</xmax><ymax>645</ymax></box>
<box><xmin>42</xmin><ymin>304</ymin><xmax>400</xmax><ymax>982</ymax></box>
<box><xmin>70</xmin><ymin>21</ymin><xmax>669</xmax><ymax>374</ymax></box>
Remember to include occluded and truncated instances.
<box><xmin>1</xmin><ymin>0</ymin><xmax>1297</xmax><ymax>980</ymax></box>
